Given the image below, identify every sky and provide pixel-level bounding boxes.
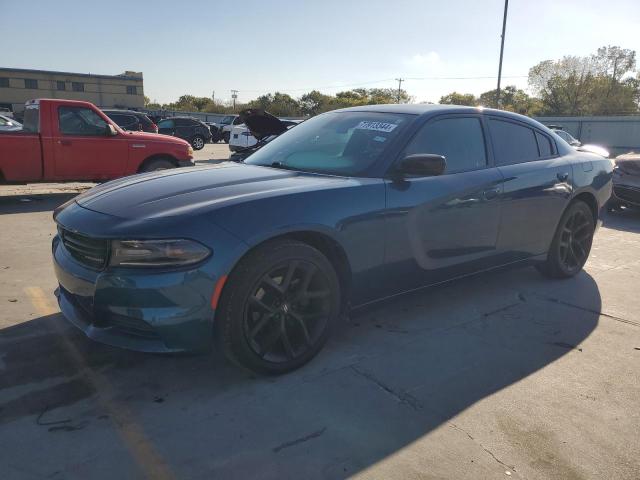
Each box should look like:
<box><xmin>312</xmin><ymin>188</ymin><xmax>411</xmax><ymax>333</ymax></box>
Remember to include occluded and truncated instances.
<box><xmin>3</xmin><ymin>0</ymin><xmax>639</xmax><ymax>105</ymax></box>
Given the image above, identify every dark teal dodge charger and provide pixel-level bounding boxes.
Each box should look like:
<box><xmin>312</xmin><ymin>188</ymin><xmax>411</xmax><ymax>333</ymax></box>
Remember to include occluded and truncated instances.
<box><xmin>52</xmin><ymin>104</ymin><xmax>613</xmax><ymax>374</ymax></box>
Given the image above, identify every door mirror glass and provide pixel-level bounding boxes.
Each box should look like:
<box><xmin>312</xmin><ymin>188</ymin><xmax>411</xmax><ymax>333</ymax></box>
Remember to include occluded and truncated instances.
<box><xmin>398</xmin><ymin>154</ymin><xmax>446</xmax><ymax>177</ymax></box>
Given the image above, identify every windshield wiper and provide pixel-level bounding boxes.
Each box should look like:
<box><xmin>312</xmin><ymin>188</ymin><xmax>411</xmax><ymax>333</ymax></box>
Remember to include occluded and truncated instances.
<box><xmin>269</xmin><ymin>161</ymin><xmax>298</xmax><ymax>171</ymax></box>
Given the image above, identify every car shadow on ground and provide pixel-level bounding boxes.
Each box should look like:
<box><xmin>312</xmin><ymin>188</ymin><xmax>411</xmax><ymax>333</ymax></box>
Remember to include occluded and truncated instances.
<box><xmin>0</xmin><ymin>265</ymin><xmax>602</xmax><ymax>478</ymax></box>
<box><xmin>0</xmin><ymin>193</ymin><xmax>78</xmax><ymax>215</ymax></box>
<box><xmin>602</xmin><ymin>207</ymin><xmax>640</xmax><ymax>233</ymax></box>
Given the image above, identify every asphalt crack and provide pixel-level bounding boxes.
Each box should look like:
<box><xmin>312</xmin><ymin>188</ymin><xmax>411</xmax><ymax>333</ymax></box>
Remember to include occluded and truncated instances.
<box><xmin>350</xmin><ymin>365</ymin><xmax>422</xmax><ymax>411</ymax></box>
<box><xmin>534</xmin><ymin>294</ymin><xmax>640</xmax><ymax>328</ymax></box>
<box><xmin>272</xmin><ymin>427</ymin><xmax>327</xmax><ymax>453</ymax></box>
<box><xmin>449</xmin><ymin>422</ymin><xmax>518</xmax><ymax>475</ymax></box>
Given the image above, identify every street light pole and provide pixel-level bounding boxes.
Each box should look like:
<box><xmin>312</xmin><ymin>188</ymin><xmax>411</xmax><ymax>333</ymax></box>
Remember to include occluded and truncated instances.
<box><xmin>496</xmin><ymin>0</ymin><xmax>509</xmax><ymax>108</ymax></box>
<box><xmin>231</xmin><ymin>90</ymin><xmax>238</xmax><ymax>112</ymax></box>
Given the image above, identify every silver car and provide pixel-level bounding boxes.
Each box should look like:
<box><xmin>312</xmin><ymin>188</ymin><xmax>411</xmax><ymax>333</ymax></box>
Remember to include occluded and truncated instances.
<box><xmin>0</xmin><ymin>114</ymin><xmax>22</xmax><ymax>131</ymax></box>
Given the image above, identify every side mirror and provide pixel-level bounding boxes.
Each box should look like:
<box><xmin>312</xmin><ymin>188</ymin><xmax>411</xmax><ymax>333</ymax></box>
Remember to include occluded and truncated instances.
<box><xmin>398</xmin><ymin>154</ymin><xmax>446</xmax><ymax>177</ymax></box>
<box><xmin>106</xmin><ymin>124</ymin><xmax>118</xmax><ymax>136</ymax></box>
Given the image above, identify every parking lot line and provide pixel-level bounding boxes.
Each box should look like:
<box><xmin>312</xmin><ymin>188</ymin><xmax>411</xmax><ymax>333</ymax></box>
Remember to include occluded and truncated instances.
<box><xmin>24</xmin><ymin>286</ymin><xmax>175</xmax><ymax>480</ymax></box>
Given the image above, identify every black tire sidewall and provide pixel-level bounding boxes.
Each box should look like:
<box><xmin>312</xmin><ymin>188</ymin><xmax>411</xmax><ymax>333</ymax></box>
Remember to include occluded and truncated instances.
<box><xmin>217</xmin><ymin>240</ymin><xmax>340</xmax><ymax>375</ymax></box>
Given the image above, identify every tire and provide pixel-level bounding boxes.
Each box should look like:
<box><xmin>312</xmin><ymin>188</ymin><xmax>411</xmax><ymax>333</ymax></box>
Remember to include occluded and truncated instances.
<box><xmin>222</xmin><ymin>131</ymin><xmax>230</xmax><ymax>144</ymax></box>
<box><xmin>191</xmin><ymin>135</ymin><xmax>205</xmax><ymax>150</ymax></box>
<box><xmin>140</xmin><ymin>158</ymin><xmax>175</xmax><ymax>172</ymax></box>
<box><xmin>216</xmin><ymin>239</ymin><xmax>340</xmax><ymax>375</ymax></box>
<box><xmin>536</xmin><ymin>200</ymin><xmax>595</xmax><ymax>279</ymax></box>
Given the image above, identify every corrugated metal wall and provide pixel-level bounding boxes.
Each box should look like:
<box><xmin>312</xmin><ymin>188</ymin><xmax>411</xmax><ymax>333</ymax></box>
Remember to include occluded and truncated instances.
<box><xmin>535</xmin><ymin>116</ymin><xmax>640</xmax><ymax>156</ymax></box>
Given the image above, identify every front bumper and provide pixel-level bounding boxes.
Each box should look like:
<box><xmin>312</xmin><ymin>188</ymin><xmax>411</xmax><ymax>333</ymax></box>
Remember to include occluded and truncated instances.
<box><xmin>52</xmin><ymin>235</ymin><xmax>216</xmax><ymax>353</ymax></box>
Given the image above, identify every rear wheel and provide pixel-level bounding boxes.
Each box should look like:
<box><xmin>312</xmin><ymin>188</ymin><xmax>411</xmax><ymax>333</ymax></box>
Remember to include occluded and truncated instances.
<box><xmin>536</xmin><ymin>200</ymin><xmax>595</xmax><ymax>279</ymax></box>
<box><xmin>217</xmin><ymin>239</ymin><xmax>340</xmax><ymax>374</ymax></box>
<box><xmin>140</xmin><ymin>158</ymin><xmax>175</xmax><ymax>172</ymax></box>
<box><xmin>191</xmin><ymin>135</ymin><xmax>205</xmax><ymax>150</ymax></box>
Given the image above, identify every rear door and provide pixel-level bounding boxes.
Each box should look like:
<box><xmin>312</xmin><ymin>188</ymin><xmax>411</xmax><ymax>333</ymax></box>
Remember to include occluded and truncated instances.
<box><xmin>51</xmin><ymin>105</ymin><xmax>128</xmax><ymax>180</ymax></box>
<box><xmin>174</xmin><ymin>118</ymin><xmax>194</xmax><ymax>141</ymax></box>
<box><xmin>384</xmin><ymin>114</ymin><xmax>504</xmax><ymax>294</ymax></box>
<box><xmin>488</xmin><ymin>117</ymin><xmax>572</xmax><ymax>259</ymax></box>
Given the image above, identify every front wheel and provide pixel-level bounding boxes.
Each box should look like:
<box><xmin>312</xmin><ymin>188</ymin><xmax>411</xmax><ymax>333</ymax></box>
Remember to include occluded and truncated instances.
<box><xmin>222</xmin><ymin>131</ymin><xmax>230</xmax><ymax>144</ymax></box>
<box><xmin>140</xmin><ymin>158</ymin><xmax>175</xmax><ymax>172</ymax></box>
<box><xmin>536</xmin><ymin>200</ymin><xmax>595</xmax><ymax>279</ymax></box>
<box><xmin>216</xmin><ymin>239</ymin><xmax>340</xmax><ymax>374</ymax></box>
<box><xmin>191</xmin><ymin>135</ymin><xmax>205</xmax><ymax>150</ymax></box>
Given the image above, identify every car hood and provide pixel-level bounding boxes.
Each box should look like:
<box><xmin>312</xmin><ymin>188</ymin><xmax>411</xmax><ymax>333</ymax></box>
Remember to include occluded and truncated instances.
<box><xmin>239</xmin><ymin>109</ymin><xmax>288</xmax><ymax>140</ymax></box>
<box><xmin>75</xmin><ymin>163</ymin><xmax>348</xmax><ymax>220</ymax></box>
<box><xmin>124</xmin><ymin>130</ymin><xmax>190</xmax><ymax>146</ymax></box>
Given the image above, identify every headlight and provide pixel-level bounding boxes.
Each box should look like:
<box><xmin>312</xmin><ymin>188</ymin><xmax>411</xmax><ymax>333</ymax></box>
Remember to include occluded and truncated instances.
<box><xmin>110</xmin><ymin>239</ymin><xmax>211</xmax><ymax>267</ymax></box>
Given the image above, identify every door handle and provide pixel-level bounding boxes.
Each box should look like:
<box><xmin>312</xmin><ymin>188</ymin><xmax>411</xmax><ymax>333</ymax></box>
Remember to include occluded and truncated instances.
<box><xmin>58</xmin><ymin>139</ymin><xmax>72</xmax><ymax>146</ymax></box>
<box><xmin>557</xmin><ymin>172</ymin><xmax>569</xmax><ymax>182</ymax></box>
<box><xmin>483</xmin><ymin>188</ymin><xmax>500</xmax><ymax>200</ymax></box>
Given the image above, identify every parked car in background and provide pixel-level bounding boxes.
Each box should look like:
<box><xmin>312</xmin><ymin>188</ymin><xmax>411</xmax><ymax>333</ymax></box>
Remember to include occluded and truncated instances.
<box><xmin>52</xmin><ymin>104</ymin><xmax>612</xmax><ymax>374</ymax></box>
<box><xmin>229</xmin><ymin>109</ymin><xmax>301</xmax><ymax>161</ymax></box>
<box><xmin>103</xmin><ymin>109</ymin><xmax>158</xmax><ymax>133</ymax></box>
<box><xmin>609</xmin><ymin>152</ymin><xmax>640</xmax><ymax>211</ymax></box>
<box><xmin>0</xmin><ymin>99</ymin><xmax>194</xmax><ymax>182</ymax></box>
<box><xmin>549</xmin><ymin>125</ymin><xmax>610</xmax><ymax>158</ymax></box>
<box><xmin>0</xmin><ymin>114</ymin><xmax>22</xmax><ymax>131</ymax></box>
<box><xmin>215</xmin><ymin>114</ymin><xmax>242</xmax><ymax>143</ymax></box>
<box><xmin>157</xmin><ymin>116</ymin><xmax>212</xmax><ymax>150</ymax></box>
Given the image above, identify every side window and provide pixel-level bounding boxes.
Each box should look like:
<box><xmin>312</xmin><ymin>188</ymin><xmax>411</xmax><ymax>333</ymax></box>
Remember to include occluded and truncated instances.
<box><xmin>535</xmin><ymin>131</ymin><xmax>553</xmax><ymax>157</ymax></box>
<box><xmin>157</xmin><ymin>119</ymin><xmax>174</xmax><ymax>128</ymax></box>
<box><xmin>233</xmin><ymin>116</ymin><xmax>242</xmax><ymax>125</ymax></box>
<box><xmin>72</xmin><ymin>82</ymin><xmax>84</xmax><ymax>92</ymax></box>
<box><xmin>58</xmin><ymin>107</ymin><xmax>108</xmax><ymax>136</ymax></box>
<box><xmin>174</xmin><ymin>118</ymin><xmax>190</xmax><ymax>127</ymax></box>
<box><xmin>403</xmin><ymin>117</ymin><xmax>487</xmax><ymax>174</ymax></box>
<box><xmin>490</xmin><ymin>119</ymin><xmax>539</xmax><ymax>166</ymax></box>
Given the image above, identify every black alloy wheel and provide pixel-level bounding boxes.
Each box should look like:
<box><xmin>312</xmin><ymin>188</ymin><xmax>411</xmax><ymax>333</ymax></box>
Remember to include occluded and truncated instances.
<box><xmin>217</xmin><ymin>239</ymin><xmax>340</xmax><ymax>374</ymax></box>
<box><xmin>243</xmin><ymin>260</ymin><xmax>331</xmax><ymax>363</ymax></box>
<box><xmin>537</xmin><ymin>200</ymin><xmax>595</xmax><ymax>278</ymax></box>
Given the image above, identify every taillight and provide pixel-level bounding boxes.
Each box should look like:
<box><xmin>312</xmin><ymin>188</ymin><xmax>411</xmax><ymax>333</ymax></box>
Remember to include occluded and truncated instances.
<box><xmin>152</xmin><ymin>123</ymin><xmax>158</xmax><ymax>133</ymax></box>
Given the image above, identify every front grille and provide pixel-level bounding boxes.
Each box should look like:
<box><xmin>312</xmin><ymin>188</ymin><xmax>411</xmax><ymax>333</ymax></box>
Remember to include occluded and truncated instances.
<box><xmin>614</xmin><ymin>185</ymin><xmax>640</xmax><ymax>205</ymax></box>
<box><xmin>60</xmin><ymin>228</ymin><xmax>110</xmax><ymax>270</ymax></box>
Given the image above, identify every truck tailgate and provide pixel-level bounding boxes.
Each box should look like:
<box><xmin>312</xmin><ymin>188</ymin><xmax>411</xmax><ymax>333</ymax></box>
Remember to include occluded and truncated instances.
<box><xmin>0</xmin><ymin>132</ymin><xmax>42</xmax><ymax>182</ymax></box>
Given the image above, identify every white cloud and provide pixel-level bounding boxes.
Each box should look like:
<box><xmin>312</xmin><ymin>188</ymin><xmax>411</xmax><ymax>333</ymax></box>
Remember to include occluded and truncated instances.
<box><xmin>404</xmin><ymin>52</ymin><xmax>441</xmax><ymax>69</ymax></box>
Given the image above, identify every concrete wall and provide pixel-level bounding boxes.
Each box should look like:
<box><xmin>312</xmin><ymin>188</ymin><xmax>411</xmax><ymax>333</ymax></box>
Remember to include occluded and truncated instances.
<box><xmin>536</xmin><ymin>115</ymin><xmax>640</xmax><ymax>156</ymax></box>
<box><xmin>0</xmin><ymin>68</ymin><xmax>144</xmax><ymax>113</ymax></box>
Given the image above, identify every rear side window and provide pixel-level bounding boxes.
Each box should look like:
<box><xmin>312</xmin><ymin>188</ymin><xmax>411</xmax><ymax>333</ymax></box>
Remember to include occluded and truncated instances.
<box><xmin>58</xmin><ymin>106</ymin><xmax>108</xmax><ymax>136</ymax></box>
<box><xmin>536</xmin><ymin>132</ymin><xmax>553</xmax><ymax>157</ymax></box>
<box><xmin>110</xmin><ymin>114</ymin><xmax>137</xmax><ymax>130</ymax></box>
<box><xmin>490</xmin><ymin>119</ymin><xmax>539</xmax><ymax>166</ymax></box>
<box><xmin>174</xmin><ymin>118</ymin><xmax>193</xmax><ymax>127</ymax></box>
<box><xmin>158</xmin><ymin>119</ymin><xmax>175</xmax><ymax>128</ymax></box>
<box><xmin>404</xmin><ymin>117</ymin><xmax>487</xmax><ymax>174</ymax></box>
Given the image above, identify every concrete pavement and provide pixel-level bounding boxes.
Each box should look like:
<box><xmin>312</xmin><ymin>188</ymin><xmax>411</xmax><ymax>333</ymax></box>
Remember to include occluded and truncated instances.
<box><xmin>0</xmin><ymin>191</ymin><xmax>639</xmax><ymax>479</ymax></box>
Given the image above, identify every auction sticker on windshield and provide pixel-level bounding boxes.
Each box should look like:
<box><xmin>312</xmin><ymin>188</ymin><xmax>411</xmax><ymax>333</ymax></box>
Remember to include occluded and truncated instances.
<box><xmin>355</xmin><ymin>121</ymin><xmax>398</xmax><ymax>133</ymax></box>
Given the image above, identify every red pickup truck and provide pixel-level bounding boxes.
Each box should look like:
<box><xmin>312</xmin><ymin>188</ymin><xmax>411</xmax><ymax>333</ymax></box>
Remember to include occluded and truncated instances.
<box><xmin>0</xmin><ymin>99</ymin><xmax>194</xmax><ymax>183</ymax></box>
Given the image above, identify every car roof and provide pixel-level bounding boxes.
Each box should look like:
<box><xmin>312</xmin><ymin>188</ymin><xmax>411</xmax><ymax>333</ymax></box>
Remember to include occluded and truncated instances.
<box><xmin>335</xmin><ymin>103</ymin><xmax>548</xmax><ymax>130</ymax></box>
<box><xmin>103</xmin><ymin>109</ymin><xmax>147</xmax><ymax>116</ymax></box>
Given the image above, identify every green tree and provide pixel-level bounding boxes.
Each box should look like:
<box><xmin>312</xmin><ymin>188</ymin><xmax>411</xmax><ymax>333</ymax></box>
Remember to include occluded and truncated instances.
<box><xmin>438</xmin><ymin>92</ymin><xmax>478</xmax><ymax>106</ymax></box>
<box><xmin>528</xmin><ymin>45</ymin><xmax>639</xmax><ymax>115</ymax></box>
<box><xmin>478</xmin><ymin>85</ymin><xmax>542</xmax><ymax>115</ymax></box>
<box><xmin>248</xmin><ymin>92</ymin><xmax>301</xmax><ymax>116</ymax></box>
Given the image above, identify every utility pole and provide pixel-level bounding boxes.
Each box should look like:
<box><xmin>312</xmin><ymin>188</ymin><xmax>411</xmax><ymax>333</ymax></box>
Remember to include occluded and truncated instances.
<box><xmin>212</xmin><ymin>90</ymin><xmax>215</xmax><ymax>103</ymax></box>
<box><xmin>231</xmin><ymin>90</ymin><xmax>238</xmax><ymax>111</ymax></box>
<box><xmin>395</xmin><ymin>78</ymin><xmax>404</xmax><ymax>103</ymax></box>
<box><xmin>496</xmin><ymin>0</ymin><xmax>509</xmax><ymax>108</ymax></box>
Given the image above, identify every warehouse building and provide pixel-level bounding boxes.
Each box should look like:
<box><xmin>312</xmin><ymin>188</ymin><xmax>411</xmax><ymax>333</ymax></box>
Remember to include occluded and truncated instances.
<box><xmin>0</xmin><ymin>67</ymin><xmax>144</xmax><ymax>114</ymax></box>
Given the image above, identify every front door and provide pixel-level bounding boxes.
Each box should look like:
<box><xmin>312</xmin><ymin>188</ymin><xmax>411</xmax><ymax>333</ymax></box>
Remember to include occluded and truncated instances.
<box><xmin>157</xmin><ymin>118</ymin><xmax>176</xmax><ymax>137</ymax></box>
<box><xmin>52</xmin><ymin>106</ymin><xmax>127</xmax><ymax>180</ymax></box>
<box><xmin>384</xmin><ymin>115</ymin><xmax>503</xmax><ymax>295</ymax></box>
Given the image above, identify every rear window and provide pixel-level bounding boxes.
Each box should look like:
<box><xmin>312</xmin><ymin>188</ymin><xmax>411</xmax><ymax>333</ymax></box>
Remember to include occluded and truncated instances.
<box><xmin>535</xmin><ymin>132</ymin><xmax>553</xmax><ymax>157</ymax></box>
<box><xmin>22</xmin><ymin>104</ymin><xmax>40</xmax><ymax>133</ymax></box>
<box><xmin>490</xmin><ymin>119</ymin><xmax>539</xmax><ymax>166</ymax></box>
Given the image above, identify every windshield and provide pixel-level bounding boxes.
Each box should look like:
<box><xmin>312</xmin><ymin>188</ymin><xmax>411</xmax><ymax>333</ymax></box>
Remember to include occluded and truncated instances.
<box><xmin>244</xmin><ymin>111</ymin><xmax>412</xmax><ymax>176</ymax></box>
